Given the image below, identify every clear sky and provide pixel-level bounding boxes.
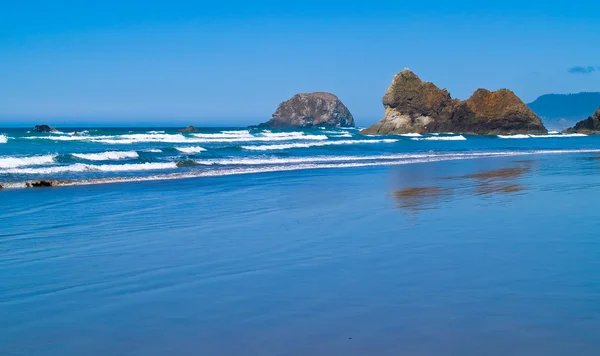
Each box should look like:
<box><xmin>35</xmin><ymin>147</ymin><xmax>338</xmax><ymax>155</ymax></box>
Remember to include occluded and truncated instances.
<box><xmin>2</xmin><ymin>0</ymin><xmax>600</xmax><ymax>127</ymax></box>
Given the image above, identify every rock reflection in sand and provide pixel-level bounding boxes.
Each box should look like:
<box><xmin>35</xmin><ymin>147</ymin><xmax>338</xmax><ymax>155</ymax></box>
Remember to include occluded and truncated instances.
<box><xmin>394</xmin><ymin>186</ymin><xmax>452</xmax><ymax>211</ymax></box>
<box><xmin>394</xmin><ymin>161</ymin><xmax>532</xmax><ymax>211</ymax></box>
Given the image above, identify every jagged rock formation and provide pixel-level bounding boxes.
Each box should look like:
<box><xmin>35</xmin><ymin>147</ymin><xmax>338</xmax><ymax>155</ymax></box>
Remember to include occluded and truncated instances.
<box><xmin>259</xmin><ymin>92</ymin><xmax>354</xmax><ymax>128</ymax></box>
<box><xmin>362</xmin><ymin>69</ymin><xmax>547</xmax><ymax>135</ymax></box>
<box><xmin>32</xmin><ymin>125</ymin><xmax>57</xmax><ymax>133</ymax></box>
<box><xmin>564</xmin><ymin>107</ymin><xmax>600</xmax><ymax>134</ymax></box>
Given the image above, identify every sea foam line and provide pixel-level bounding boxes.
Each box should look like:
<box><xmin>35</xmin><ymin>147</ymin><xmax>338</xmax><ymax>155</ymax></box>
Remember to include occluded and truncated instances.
<box><xmin>0</xmin><ymin>162</ymin><xmax>177</xmax><ymax>175</ymax></box>
<box><xmin>241</xmin><ymin>139</ymin><xmax>399</xmax><ymax>151</ymax></box>
<box><xmin>5</xmin><ymin>148</ymin><xmax>600</xmax><ymax>189</ymax></box>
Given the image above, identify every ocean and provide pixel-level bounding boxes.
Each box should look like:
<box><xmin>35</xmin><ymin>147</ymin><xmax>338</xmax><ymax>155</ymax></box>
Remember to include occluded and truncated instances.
<box><xmin>1</xmin><ymin>127</ymin><xmax>600</xmax><ymax>355</ymax></box>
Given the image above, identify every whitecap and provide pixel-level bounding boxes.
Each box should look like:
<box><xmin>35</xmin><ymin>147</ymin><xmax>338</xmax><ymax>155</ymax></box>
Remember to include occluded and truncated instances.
<box><xmin>498</xmin><ymin>134</ymin><xmax>530</xmax><ymax>139</ymax></box>
<box><xmin>399</xmin><ymin>133</ymin><xmax>423</xmax><ymax>137</ymax></box>
<box><xmin>175</xmin><ymin>146</ymin><xmax>207</xmax><ymax>154</ymax></box>
<box><xmin>71</xmin><ymin>151</ymin><xmax>139</xmax><ymax>161</ymax></box>
<box><xmin>241</xmin><ymin>139</ymin><xmax>398</xmax><ymax>151</ymax></box>
<box><xmin>0</xmin><ymin>155</ymin><xmax>56</xmax><ymax>169</ymax></box>
<box><xmin>0</xmin><ymin>135</ymin><xmax>7</xmax><ymax>144</ymax></box>
<box><xmin>411</xmin><ymin>135</ymin><xmax>467</xmax><ymax>141</ymax></box>
<box><xmin>144</xmin><ymin>149</ymin><xmax>163</xmax><ymax>153</ymax></box>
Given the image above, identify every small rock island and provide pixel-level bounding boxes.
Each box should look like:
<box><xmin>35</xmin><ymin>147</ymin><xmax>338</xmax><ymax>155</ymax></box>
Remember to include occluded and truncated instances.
<box><xmin>361</xmin><ymin>69</ymin><xmax>547</xmax><ymax>135</ymax></box>
<box><xmin>564</xmin><ymin>107</ymin><xmax>600</xmax><ymax>134</ymax></box>
<box><xmin>258</xmin><ymin>92</ymin><xmax>355</xmax><ymax>128</ymax></box>
<box><xmin>32</xmin><ymin>125</ymin><xmax>57</xmax><ymax>133</ymax></box>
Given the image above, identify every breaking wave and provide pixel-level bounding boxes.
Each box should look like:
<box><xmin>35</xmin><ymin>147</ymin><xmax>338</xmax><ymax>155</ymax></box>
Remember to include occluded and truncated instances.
<box><xmin>0</xmin><ymin>155</ymin><xmax>57</xmax><ymax>169</ymax></box>
<box><xmin>0</xmin><ymin>135</ymin><xmax>7</xmax><ymax>144</ymax></box>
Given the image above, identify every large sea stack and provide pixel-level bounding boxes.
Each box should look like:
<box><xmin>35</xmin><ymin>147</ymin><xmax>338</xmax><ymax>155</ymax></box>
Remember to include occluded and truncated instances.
<box><xmin>362</xmin><ymin>69</ymin><xmax>547</xmax><ymax>135</ymax></box>
<box><xmin>259</xmin><ymin>92</ymin><xmax>354</xmax><ymax>128</ymax></box>
<box><xmin>564</xmin><ymin>107</ymin><xmax>600</xmax><ymax>134</ymax></box>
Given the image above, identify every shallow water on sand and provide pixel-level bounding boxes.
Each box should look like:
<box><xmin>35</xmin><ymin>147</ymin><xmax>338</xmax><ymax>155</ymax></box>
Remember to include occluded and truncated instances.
<box><xmin>2</xmin><ymin>137</ymin><xmax>600</xmax><ymax>355</ymax></box>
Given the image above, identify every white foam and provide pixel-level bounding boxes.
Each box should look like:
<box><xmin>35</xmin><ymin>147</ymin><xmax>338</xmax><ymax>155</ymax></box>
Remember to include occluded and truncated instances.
<box><xmin>144</xmin><ymin>149</ymin><xmax>163</xmax><ymax>153</ymax></box>
<box><xmin>498</xmin><ymin>134</ymin><xmax>531</xmax><ymax>139</ymax></box>
<box><xmin>1</xmin><ymin>162</ymin><xmax>177</xmax><ymax>175</ymax></box>
<box><xmin>196</xmin><ymin>154</ymin><xmax>434</xmax><ymax>166</ymax></box>
<box><xmin>399</xmin><ymin>133</ymin><xmax>423</xmax><ymax>137</ymax></box>
<box><xmin>548</xmin><ymin>131</ymin><xmax>560</xmax><ymax>135</ymax></box>
<box><xmin>0</xmin><ymin>155</ymin><xmax>56</xmax><ymax>169</ymax></box>
<box><xmin>175</xmin><ymin>146</ymin><xmax>207</xmax><ymax>154</ymax></box>
<box><xmin>71</xmin><ymin>151</ymin><xmax>139</xmax><ymax>161</ymax></box>
<box><xmin>241</xmin><ymin>139</ymin><xmax>399</xmax><ymax>151</ymax></box>
<box><xmin>411</xmin><ymin>135</ymin><xmax>467</xmax><ymax>141</ymax></box>
<box><xmin>147</xmin><ymin>130</ymin><xmax>165</xmax><ymax>134</ymax></box>
<box><xmin>530</xmin><ymin>133</ymin><xmax>587</xmax><ymax>138</ymax></box>
<box><xmin>0</xmin><ymin>135</ymin><xmax>7</xmax><ymax>144</ymax></box>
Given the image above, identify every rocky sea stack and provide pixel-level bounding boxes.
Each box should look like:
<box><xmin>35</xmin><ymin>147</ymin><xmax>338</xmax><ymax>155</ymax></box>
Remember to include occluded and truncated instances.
<box><xmin>259</xmin><ymin>92</ymin><xmax>354</xmax><ymax>128</ymax></box>
<box><xmin>564</xmin><ymin>107</ymin><xmax>600</xmax><ymax>134</ymax></box>
<box><xmin>362</xmin><ymin>69</ymin><xmax>547</xmax><ymax>135</ymax></box>
<box><xmin>32</xmin><ymin>125</ymin><xmax>57</xmax><ymax>133</ymax></box>
<box><xmin>178</xmin><ymin>126</ymin><xmax>200</xmax><ymax>133</ymax></box>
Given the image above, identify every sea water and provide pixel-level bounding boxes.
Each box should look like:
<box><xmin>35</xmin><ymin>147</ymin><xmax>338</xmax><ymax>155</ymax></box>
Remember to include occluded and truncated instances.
<box><xmin>1</xmin><ymin>127</ymin><xmax>600</xmax><ymax>355</ymax></box>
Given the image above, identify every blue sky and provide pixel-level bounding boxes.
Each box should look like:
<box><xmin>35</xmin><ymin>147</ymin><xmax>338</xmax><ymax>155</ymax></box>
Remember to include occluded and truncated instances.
<box><xmin>1</xmin><ymin>0</ymin><xmax>600</xmax><ymax>126</ymax></box>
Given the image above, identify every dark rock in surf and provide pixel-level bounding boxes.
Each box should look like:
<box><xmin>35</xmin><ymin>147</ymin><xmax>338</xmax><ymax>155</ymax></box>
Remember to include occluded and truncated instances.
<box><xmin>32</xmin><ymin>125</ymin><xmax>57</xmax><ymax>133</ymax></box>
<box><xmin>26</xmin><ymin>180</ymin><xmax>56</xmax><ymax>188</ymax></box>
<box><xmin>259</xmin><ymin>92</ymin><xmax>355</xmax><ymax>128</ymax></box>
<box><xmin>564</xmin><ymin>107</ymin><xmax>600</xmax><ymax>134</ymax></box>
<box><xmin>178</xmin><ymin>126</ymin><xmax>200</xmax><ymax>133</ymax></box>
<box><xmin>361</xmin><ymin>69</ymin><xmax>547</xmax><ymax>135</ymax></box>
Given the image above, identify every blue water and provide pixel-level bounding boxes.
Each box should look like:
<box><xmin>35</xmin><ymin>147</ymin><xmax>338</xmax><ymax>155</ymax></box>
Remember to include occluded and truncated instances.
<box><xmin>2</xmin><ymin>127</ymin><xmax>600</xmax><ymax>355</ymax></box>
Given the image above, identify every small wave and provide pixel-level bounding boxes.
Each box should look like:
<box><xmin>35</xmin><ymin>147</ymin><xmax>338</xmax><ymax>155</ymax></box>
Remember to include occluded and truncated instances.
<box><xmin>498</xmin><ymin>134</ymin><xmax>531</xmax><ymax>139</ymax></box>
<box><xmin>530</xmin><ymin>133</ymin><xmax>587</xmax><ymax>138</ymax></box>
<box><xmin>0</xmin><ymin>155</ymin><xmax>56</xmax><ymax>169</ymax></box>
<box><xmin>0</xmin><ymin>135</ymin><xmax>7</xmax><ymax>144</ymax></box>
<box><xmin>71</xmin><ymin>151</ymin><xmax>139</xmax><ymax>161</ymax></box>
<box><xmin>175</xmin><ymin>146</ymin><xmax>207</xmax><ymax>154</ymax></box>
<box><xmin>144</xmin><ymin>149</ymin><xmax>163</xmax><ymax>153</ymax></box>
<box><xmin>548</xmin><ymin>131</ymin><xmax>560</xmax><ymax>135</ymax></box>
<box><xmin>147</xmin><ymin>130</ymin><xmax>165</xmax><ymax>134</ymax></box>
<box><xmin>241</xmin><ymin>139</ymin><xmax>398</xmax><ymax>151</ymax></box>
<box><xmin>191</xmin><ymin>130</ymin><xmax>253</xmax><ymax>139</ymax></box>
<box><xmin>196</xmin><ymin>154</ymin><xmax>435</xmax><ymax>166</ymax></box>
<box><xmin>411</xmin><ymin>135</ymin><xmax>467</xmax><ymax>141</ymax></box>
<box><xmin>1</xmin><ymin>162</ymin><xmax>177</xmax><ymax>175</ymax></box>
<box><xmin>330</xmin><ymin>133</ymin><xmax>353</xmax><ymax>138</ymax></box>
<box><xmin>399</xmin><ymin>133</ymin><xmax>423</xmax><ymax>137</ymax></box>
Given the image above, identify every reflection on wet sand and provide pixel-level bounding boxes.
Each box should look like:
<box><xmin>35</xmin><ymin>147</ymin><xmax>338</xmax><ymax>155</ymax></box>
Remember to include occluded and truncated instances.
<box><xmin>394</xmin><ymin>186</ymin><xmax>452</xmax><ymax>211</ymax></box>
<box><xmin>464</xmin><ymin>165</ymin><xmax>531</xmax><ymax>196</ymax></box>
<box><xmin>394</xmin><ymin>161</ymin><xmax>532</xmax><ymax>211</ymax></box>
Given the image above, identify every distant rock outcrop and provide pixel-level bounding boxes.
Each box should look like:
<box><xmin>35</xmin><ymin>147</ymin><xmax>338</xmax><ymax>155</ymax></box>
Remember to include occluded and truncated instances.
<box><xmin>32</xmin><ymin>125</ymin><xmax>57</xmax><ymax>133</ymax></box>
<box><xmin>564</xmin><ymin>107</ymin><xmax>600</xmax><ymax>134</ymax></box>
<box><xmin>362</xmin><ymin>69</ymin><xmax>547</xmax><ymax>135</ymax></box>
<box><xmin>258</xmin><ymin>92</ymin><xmax>354</xmax><ymax>128</ymax></box>
<box><xmin>178</xmin><ymin>126</ymin><xmax>199</xmax><ymax>133</ymax></box>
